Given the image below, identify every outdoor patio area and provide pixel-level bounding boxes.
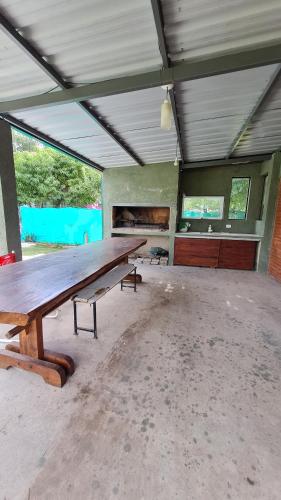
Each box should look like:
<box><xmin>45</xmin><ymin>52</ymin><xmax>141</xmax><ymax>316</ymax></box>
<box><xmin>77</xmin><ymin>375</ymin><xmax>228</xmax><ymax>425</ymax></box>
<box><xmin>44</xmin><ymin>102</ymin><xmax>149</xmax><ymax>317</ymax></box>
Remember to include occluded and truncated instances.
<box><xmin>1</xmin><ymin>265</ymin><xmax>280</xmax><ymax>500</ymax></box>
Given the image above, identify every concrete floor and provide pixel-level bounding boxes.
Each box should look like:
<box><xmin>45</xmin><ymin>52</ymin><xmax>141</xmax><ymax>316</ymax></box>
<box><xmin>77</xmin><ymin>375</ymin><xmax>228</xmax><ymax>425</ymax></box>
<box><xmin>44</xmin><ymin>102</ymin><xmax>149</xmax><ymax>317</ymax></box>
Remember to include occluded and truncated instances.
<box><xmin>0</xmin><ymin>265</ymin><xmax>281</xmax><ymax>500</ymax></box>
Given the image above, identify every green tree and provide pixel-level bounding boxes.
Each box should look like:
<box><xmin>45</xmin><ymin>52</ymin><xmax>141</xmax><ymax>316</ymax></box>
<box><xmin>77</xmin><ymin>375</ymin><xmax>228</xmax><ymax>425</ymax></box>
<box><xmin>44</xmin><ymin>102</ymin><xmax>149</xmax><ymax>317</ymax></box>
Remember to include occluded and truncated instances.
<box><xmin>14</xmin><ymin>148</ymin><xmax>101</xmax><ymax>207</ymax></box>
<box><xmin>229</xmin><ymin>178</ymin><xmax>250</xmax><ymax>219</ymax></box>
<box><xmin>12</xmin><ymin>130</ymin><xmax>41</xmax><ymax>152</ymax></box>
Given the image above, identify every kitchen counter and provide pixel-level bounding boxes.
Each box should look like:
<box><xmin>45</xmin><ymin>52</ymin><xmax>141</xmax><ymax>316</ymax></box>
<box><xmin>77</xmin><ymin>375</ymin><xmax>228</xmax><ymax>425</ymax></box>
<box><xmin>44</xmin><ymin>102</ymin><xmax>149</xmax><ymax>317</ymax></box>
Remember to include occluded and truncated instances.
<box><xmin>176</xmin><ymin>232</ymin><xmax>262</xmax><ymax>241</ymax></box>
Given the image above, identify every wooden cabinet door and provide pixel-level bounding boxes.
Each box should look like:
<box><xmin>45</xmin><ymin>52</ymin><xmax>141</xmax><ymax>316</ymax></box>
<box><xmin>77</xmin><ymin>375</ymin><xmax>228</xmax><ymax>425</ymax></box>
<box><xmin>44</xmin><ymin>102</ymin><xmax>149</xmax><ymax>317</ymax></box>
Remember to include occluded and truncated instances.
<box><xmin>218</xmin><ymin>240</ymin><xmax>257</xmax><ymax>270</ymax></box>
<box><xmin>174</xmin><ymin>238</ymin><xmax>220</xmax><ymax>267</ymax></box>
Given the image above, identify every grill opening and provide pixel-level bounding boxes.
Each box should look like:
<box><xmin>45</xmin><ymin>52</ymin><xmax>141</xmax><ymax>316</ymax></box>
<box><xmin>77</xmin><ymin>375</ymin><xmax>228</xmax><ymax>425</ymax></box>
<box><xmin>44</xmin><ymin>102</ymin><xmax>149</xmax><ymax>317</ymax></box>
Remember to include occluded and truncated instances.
<box><xmin>112</xmin><ymin>206</ymin><xmax>170</xmax><ymax>232</ymax></box>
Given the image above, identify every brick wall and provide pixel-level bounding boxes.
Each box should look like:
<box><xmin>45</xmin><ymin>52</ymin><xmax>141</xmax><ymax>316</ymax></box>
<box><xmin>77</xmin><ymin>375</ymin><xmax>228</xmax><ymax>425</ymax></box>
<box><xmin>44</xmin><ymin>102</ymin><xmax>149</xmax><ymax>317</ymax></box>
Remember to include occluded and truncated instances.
<box><xmin>269</xmin><ymin>181</ymin><xmax>281</xmax><ymax>282</ymax></box>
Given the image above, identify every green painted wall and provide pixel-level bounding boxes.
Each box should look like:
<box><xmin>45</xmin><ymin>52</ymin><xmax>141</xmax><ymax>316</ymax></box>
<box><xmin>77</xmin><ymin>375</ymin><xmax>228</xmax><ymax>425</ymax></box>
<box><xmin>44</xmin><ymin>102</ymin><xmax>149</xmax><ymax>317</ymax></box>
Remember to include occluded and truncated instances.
<box><xmin>180</xmin><ymin>162</ymin><xmax>265</xmax><ymax>234</ymax></box>
<box><xmin>102</xmin><ymin>162</ymin><xmax>179</xmax><ymax>264</ymax></box>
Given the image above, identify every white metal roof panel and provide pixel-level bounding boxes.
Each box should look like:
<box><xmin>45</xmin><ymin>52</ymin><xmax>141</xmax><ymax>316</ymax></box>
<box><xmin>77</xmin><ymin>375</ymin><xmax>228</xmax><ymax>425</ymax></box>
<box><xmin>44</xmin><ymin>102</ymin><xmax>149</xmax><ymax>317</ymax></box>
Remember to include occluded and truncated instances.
<box><xmin>0</xmin><ymin>0</ymin><xmax>162</xmax><ymax>86</ymax></box>
<box><xmin>0</xmin><ymin>29</ymin><xmax>54</xmax><ymax>100</ymax></box>
<box><xmin>11</xmin><ymin>103</ymin><xmax>137</xmax><ymax>167</ymax></box>
<box><xmin>234</xmin><ymin>75</ymin><xmax>281</xmax><ymax>156</ymax></box>
<box><xmin>161</xmin><ymin>0</ymin><xmax>281</xmax><ymax>62</ymax></box>
<box><xmin>0</xmin><ymin>0</ymin><xmax>163</xmax><ymax>167</ymax></box>
<box><xmin>176</xmin><ymin>65</ymin><xmax>279</xmax><ymax>161</ymax></box>
<box><xmin>89</xmin><ymin>87</ymin><xmax>178</xmax><ymax>164</ymax></box>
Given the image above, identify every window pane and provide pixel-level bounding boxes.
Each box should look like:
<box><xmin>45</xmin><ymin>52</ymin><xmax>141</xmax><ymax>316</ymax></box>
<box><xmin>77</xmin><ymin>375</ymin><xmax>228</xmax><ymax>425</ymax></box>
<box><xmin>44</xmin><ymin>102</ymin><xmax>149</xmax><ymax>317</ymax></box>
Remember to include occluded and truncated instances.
<box><xmin>228</xmin><ymin>178</ymin><xmax>250</xmax><ymax>220</ymax></box>
<box><xmin>182</xmin><ymin>196</ymin><xmax>224</xmax><ymax>219</ymax></box>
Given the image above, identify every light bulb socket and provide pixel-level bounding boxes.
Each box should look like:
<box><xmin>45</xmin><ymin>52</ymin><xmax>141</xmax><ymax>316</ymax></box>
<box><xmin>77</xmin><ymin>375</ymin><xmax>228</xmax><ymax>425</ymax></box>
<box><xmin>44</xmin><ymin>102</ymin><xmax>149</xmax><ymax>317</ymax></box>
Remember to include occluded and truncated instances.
<box><xmin>161</xmin><ymin>84</ymin><xmax>174</xmax><ymax>91</ymax></box>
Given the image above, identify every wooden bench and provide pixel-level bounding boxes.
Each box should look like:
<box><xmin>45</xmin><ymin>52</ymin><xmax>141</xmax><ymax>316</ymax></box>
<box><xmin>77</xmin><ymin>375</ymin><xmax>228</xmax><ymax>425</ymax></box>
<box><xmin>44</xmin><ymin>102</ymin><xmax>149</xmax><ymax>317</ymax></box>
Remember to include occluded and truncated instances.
<box><xmin>71</xmin><ymin>263</ymin><xmax>137</xmax><ymax>339</ymax></box>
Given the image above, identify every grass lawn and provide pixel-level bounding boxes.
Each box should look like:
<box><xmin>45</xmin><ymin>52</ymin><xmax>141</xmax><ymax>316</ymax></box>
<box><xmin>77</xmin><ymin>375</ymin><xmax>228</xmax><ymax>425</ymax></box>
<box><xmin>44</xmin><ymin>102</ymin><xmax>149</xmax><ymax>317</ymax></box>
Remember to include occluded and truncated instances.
<box><xmin>22</xmin><ymin>244</ymin><xmax>65</xmax><ymax>257</ymax></box>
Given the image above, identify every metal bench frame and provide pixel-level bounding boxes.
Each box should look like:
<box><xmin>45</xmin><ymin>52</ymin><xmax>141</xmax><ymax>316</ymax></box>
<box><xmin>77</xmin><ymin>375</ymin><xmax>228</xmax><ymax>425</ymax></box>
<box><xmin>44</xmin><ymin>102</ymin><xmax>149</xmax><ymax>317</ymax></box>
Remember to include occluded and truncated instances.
<box><xmin>72</xmin><ymin>264</ymin><xmax>137</xmax><ymax>339</ymax></box>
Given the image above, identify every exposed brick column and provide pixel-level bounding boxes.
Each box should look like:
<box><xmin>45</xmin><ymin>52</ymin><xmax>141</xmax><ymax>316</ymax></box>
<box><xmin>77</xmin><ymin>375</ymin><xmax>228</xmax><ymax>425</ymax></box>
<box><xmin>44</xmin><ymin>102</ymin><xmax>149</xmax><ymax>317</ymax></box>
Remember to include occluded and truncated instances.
<box><xmin>269</xmin><ymin>180</ymin><xmax>281</xmax><ymax>282</ymax></box>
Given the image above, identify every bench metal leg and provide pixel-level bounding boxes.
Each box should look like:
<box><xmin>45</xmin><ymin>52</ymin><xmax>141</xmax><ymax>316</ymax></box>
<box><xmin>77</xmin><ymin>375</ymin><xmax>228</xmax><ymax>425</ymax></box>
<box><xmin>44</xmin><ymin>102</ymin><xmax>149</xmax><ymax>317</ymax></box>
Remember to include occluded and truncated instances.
<box><xmin>73</xmin><ymin>301</ymin><xmax>78</xmax><ymax>335</ymax></box>
<box><xmin>73</xmin><ymin>300</ymin><xmax>98</xmax><ymax>339</ymax></box>
<box><xmin>93</xmin><ymin>302</ymin><xmax>97</xmax><ymax>339</ymax></box>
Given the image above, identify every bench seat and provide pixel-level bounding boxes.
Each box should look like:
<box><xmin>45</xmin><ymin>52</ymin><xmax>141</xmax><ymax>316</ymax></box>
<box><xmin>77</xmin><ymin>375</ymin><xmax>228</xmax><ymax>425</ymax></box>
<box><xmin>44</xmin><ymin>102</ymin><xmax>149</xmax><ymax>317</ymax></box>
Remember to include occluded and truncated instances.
<box><xmin>72</xmin><ymin>263</ymin><xmax>135</xmax><ymax>305</ymax></box>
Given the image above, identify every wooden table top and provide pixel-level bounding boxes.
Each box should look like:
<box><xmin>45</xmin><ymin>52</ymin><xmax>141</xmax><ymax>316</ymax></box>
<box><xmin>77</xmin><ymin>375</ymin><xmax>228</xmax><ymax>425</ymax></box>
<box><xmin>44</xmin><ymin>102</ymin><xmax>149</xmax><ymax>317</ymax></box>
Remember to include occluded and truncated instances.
<box><xmin>0</xmin><ymin>237</ymin><xmax>146</xmax><ymax>324</ymax></box>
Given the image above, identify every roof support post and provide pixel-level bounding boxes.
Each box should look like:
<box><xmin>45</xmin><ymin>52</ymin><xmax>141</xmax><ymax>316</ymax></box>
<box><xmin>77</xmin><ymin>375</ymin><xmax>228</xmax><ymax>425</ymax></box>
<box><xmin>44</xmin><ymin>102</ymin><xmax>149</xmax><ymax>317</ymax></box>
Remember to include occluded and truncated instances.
<box><xmin>0</xmin><ymin>120</ymin><xmax>22</xmax><ymax>261</ymax></box>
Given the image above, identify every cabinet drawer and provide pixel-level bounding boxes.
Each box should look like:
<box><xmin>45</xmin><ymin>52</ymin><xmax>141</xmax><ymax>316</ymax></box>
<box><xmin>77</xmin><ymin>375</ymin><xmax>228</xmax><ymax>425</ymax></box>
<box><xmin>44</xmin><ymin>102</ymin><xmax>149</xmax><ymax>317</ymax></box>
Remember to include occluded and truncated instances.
<box><xmin>218</xmin><ymin>240</ymin><xmax>257</xmax><ymax>270</ymax></box>
<box><xmin>174</xmin><ymin>238</ymin><xmax>220</xmax><ymax>267</ymax></box>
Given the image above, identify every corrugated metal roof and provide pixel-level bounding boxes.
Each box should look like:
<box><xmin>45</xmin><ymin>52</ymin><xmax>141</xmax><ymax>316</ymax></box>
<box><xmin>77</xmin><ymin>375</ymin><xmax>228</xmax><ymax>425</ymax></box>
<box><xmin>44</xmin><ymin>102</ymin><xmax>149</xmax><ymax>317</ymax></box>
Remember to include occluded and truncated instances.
<box><xmin>0</xmin><ymin>0</ymin><xmax>162</xmax><ymax>89</ymax></box>
<box><xmin>0</xmin><ymin>0</ymin><xmax>164</xmax><ymax>167</ymax></box>
<box><xmin>234</xmin><ymin>74</ymin><xmax>281</xmax><ymax>156</ymax></box>
<box><xmin>161</xmin><ymin>0</ymin><xmax>281</xmax><ymax>62</ymax></box>
<box><xmin>89</xmin><ymin>87</ymin><xmax>178</xmax><ymax>164</ymax></box>
<box><xmin>0</xmin><ymin>29</ymin><xmax>54</xmax><ymax>100</ymax></box>
<box><xmin>176</xmin><ymin>65</ymin><xmax>279</xmax><ymax>161</ymax></box>
<box><xmin>11</xmin><ymin>103</ymin><xmax>138</xmax><ymax>167</ymax></box>
<box><xmin>1</xmin><ymin>0</ymin><xmax>281</xmax><ymax>167</ymax></box>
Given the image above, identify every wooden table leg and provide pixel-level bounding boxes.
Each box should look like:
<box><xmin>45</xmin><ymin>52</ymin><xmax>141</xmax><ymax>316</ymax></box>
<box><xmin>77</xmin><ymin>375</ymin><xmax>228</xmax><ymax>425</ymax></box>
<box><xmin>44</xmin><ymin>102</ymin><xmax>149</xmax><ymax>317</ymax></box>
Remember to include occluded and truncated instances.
<box><xmin>5</xmin><ymin>343</ymin><xmax>75</xmax><ymax>377</ymax></box>
<box><xmin>0</xmin><ymin>350</ymin><xmax>66</xmax><ymax>387</ymax></box>
<box><xmin>0</xmin><ymin>316</ymin><xmax>75</xmax><ymax>387</ymax></box>
<box><xmin>42</xmin><ymin>349</ymin><xmax>75</xmax><ymax>375</ymax></box>
<box><xmin>20</xmin><ymin>316</ymin><xmax>44</xmax><ymax>358</ymax></box>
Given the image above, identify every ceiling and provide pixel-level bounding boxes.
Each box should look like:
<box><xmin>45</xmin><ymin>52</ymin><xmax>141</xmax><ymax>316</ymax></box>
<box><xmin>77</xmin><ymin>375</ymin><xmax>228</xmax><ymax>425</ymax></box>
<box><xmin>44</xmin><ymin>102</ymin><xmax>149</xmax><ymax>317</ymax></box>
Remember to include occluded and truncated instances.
<box><xmin>0</xmin><ymin>0</ymin><xmax>281</xmax><ymax>169</ymax></box>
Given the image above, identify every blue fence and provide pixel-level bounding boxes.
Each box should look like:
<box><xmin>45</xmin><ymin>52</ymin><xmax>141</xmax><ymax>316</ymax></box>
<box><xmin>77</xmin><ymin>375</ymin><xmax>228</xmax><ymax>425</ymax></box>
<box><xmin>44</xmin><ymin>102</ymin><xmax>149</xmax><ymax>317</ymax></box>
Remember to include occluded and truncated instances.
<box><xmin>20</xmin><ymin>206</ymin><xmax>103</xmax><ymax>245</ymax></box>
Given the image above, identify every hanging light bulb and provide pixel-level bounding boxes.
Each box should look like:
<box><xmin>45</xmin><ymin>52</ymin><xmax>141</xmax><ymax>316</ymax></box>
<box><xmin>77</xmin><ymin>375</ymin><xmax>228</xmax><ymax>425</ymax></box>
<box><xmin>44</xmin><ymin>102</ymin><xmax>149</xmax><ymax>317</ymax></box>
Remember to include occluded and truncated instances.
<box><xmin>160</xmin><ymin>85</ymin><xmax>173</xmax><ymax>130</ymax></box>
<box><xmin>161</xmin><ymin>94</ymin><xmax>172</xmax><ymax>130</ymax></box>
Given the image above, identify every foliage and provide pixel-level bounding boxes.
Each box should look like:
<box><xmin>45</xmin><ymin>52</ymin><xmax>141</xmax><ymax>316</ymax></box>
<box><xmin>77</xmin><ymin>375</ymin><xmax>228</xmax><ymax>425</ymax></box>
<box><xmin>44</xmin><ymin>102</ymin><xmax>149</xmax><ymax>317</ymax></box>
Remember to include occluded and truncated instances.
<box><xmin>22</xmin><ymin>244</ymin><xmax>64</xmax><ymax>257</ymax></box>
<box><xmin>12</xmin><ymin>130</ymin><xmax>41</xmax><ymax>152</ymax></box>
<box><xmin>228</xmin><ymin>178</ymin><xmax>250</xmax><ymax>219</ymax></box>
<box><xmin>182</xmin><ymin>196</ymin><xmax>224</xmax><ymax>219</ymax></box>
<box><xmin>14</xmin><ymin>147</ymin><xmax>101</xmax><ymax>207</ymax></box>
<box><xmin>24</xmin><ymin>233</ymin><xmax>37</xmax><ymax>243</ymax></box>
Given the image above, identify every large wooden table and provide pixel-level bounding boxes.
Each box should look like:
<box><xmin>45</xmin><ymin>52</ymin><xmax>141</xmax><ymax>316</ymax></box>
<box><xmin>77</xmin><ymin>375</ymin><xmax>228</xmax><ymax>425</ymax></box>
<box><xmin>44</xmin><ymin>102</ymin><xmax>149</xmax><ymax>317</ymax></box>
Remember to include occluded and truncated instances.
<box><xmin>0</xmin><ymin>238</ymin><xmax>146</xmax><ymax>387</ymax></box>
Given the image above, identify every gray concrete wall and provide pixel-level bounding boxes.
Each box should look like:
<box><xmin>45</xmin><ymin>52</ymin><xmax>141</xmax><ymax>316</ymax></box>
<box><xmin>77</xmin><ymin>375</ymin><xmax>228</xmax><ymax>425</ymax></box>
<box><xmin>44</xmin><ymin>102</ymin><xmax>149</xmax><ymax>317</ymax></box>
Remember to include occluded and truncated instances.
<box><xmin>180</xmin><ymin>162</ymin><xmax>265</xmax><ymax>234</ymax></box>
<box><xmin>0</xmin><ymin>121</ymin><xmax>22</xmax><ymax>260</ymax></box>
<box><xmin>102</xmin><ymin>162</ymin><xmax>179</xmax><ymax>264</ymax></box>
